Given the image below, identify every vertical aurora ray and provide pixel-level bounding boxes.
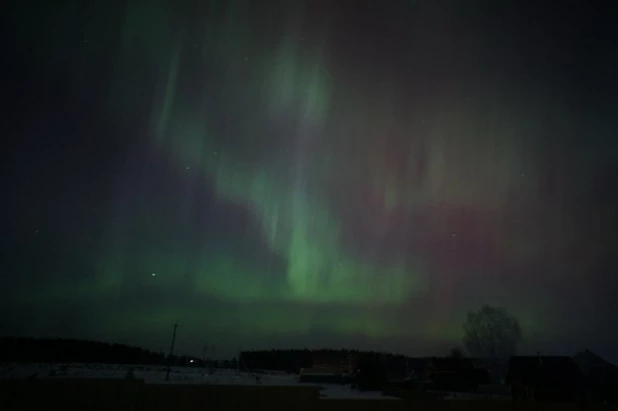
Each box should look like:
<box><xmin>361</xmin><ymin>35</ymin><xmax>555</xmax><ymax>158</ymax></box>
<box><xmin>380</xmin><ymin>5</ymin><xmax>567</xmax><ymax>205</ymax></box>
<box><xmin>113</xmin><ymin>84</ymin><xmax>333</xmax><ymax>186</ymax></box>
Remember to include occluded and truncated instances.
<box><xmin>131</xmin><ymin>12</ymin><xmax>427</xmax><ymax>305</ymax></box>
<box><xmin>205</xmin><ymin>156</ymin><xmax>424</xmax><ymax>303</ymax></box>
<box><xmin>43</xmin><ymin>0</ymin><xmax>605</xmax><ymax>352</ymax></box>
<box><xmin>152</xmin><ymin>42</ymin><xmax>181</xmax><ymax>146</ymax></box>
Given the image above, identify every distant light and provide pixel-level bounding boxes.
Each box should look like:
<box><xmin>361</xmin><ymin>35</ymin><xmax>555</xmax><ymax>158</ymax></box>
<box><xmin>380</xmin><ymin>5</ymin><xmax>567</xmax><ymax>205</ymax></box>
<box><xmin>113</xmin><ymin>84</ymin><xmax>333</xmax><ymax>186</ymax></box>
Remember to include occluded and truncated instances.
<box><xmin>190</xmin><ymin>359</ymin><xmax>194</xmax><ymax>363</ymax></box>
<box><xmin>151</xmin><ymin>273</ymin><xmax>156</xmax><ymax>276</ymax></box>
<box><xmin>186</xmin><ymin>166</ymin><xmax>190</xmax><ymax>170</ymax></box>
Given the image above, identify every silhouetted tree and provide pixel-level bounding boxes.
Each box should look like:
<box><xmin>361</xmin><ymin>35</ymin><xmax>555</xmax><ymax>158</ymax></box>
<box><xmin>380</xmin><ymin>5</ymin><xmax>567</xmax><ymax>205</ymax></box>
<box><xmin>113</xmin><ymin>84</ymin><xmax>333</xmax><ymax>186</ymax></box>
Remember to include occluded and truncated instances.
<box><xmin>450</xmin><ymin>347</ymin><xmax>464</xmax><ymax>358</ymax></box>
<box><xmin>463</xmin><ymin>305</ymin><xmax>522</xmax><ymax>360</ymax></box>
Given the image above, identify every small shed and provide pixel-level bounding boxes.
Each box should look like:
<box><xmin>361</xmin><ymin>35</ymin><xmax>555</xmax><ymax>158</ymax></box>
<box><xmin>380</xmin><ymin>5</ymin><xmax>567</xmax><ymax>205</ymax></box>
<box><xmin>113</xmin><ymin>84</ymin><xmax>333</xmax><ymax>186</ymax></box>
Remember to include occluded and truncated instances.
<box><xmin>427</xmin><ymin>357</ymin><xmax>489</xmax><ymax>392</ymax></box>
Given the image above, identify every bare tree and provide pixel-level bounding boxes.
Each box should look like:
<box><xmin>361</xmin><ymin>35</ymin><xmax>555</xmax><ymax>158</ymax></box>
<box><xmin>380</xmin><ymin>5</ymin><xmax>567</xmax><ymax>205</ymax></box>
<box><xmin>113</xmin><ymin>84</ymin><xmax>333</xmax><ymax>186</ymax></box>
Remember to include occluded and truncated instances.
<box><xmin>463</xmin><ymin>305</ymin><xmax>522</xmax><ymax>360</ymax></box>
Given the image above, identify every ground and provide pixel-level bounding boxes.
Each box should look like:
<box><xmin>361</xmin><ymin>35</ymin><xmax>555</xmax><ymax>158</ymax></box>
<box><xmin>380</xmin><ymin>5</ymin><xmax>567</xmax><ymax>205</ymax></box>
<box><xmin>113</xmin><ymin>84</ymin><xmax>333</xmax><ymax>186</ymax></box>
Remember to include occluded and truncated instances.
<box><xmin>0</xmin><ymin>363</ymin><xmax>399</xmax><ymax>400</ymax></box>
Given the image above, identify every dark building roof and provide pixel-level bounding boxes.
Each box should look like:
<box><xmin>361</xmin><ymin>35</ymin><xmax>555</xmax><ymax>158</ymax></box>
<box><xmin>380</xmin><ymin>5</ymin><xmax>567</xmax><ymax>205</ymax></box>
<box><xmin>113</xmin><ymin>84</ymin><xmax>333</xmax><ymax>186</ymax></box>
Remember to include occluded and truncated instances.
<box><xmin>507</xmin><ymin>356</ymin><xmax>586</xmax><ymax>402</ymax></box>
<box><xmin>507</xmin><ymin>356</ymin><xmax>584</xmax><ymax>384</ymax></box>
<box><xmin>573</xmin><ymin>350</ymin><xmax>618</xmax><ymax>382</ymax></box>
<box><xmin>573</xmin><ymin>350</ymin><xmax>618</xmax><ymax>403</ymax></box>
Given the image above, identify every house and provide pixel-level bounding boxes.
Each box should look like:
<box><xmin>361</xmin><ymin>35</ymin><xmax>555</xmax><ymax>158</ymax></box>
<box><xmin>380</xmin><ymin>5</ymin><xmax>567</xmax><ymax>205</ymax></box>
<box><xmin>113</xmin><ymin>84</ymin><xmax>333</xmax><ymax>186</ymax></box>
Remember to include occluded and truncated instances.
<box><xmin>311</xmin><ymin>353</ymin><xmax>350</xmax><ymax>374</ymax></box>
<box><xmin>426</xmin><ymin>357</ymin><xmax>490</xmax><ymax>392</ymax></box>
<box><xmin>299</xmin><ymin>351</ymin><xmax>350</xmax><ymax>384</ymax></box>
<box><xmin>506</xmin><ymin>356</ymin><xmax>586</xmax><ymax>403</ymax></box>
<box><xmin>573</xmin><ymin>350</ymin><xmax>618</xmax><ymax>404</ymax></box>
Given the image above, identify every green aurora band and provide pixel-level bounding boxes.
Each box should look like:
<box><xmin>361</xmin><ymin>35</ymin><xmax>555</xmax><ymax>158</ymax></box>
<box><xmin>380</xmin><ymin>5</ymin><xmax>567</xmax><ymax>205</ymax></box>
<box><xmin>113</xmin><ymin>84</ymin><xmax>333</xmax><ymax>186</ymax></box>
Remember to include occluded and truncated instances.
<box><xmin>7</xmin><ymin>0</ymin><xmax>573</xmax><ymax>351</ymax></box>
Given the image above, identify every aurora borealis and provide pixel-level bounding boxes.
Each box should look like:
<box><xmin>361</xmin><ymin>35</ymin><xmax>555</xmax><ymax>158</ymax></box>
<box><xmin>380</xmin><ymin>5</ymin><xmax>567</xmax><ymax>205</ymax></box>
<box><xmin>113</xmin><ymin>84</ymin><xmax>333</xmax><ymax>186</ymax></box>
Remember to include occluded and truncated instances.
<box><xmin>2</xmin><ymin>1</ymin><xmax>618</xmax><ymax>360</ymax></box>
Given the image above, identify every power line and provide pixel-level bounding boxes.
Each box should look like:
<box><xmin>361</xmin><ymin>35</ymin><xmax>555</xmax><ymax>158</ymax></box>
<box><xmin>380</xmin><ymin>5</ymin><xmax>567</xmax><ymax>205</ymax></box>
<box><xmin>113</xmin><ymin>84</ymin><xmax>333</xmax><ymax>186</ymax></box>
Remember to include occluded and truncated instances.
<box><xmin>165</xmin><ymin>322</ymin><xmax>179</xmax><ymax>381</ymax></box>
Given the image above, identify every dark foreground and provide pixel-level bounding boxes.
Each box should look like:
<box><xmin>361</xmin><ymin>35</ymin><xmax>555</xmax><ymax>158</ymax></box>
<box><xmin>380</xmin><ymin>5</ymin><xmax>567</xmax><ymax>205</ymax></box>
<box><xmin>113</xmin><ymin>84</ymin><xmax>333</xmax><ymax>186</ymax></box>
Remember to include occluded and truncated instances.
<box><xmin>0</xmin><ymin>379</ymin><xmax>613</xmax><ymax>411</ymax></box>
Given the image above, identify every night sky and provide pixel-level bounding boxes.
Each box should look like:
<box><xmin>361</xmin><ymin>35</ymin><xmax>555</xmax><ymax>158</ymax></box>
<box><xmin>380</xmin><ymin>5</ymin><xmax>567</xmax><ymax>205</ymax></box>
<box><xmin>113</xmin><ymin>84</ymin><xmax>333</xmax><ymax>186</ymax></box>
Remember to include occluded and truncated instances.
<box><xmin>2</xmin><ymin>0</ymin><xmax>618</xmax><ymax>361</ymax></box>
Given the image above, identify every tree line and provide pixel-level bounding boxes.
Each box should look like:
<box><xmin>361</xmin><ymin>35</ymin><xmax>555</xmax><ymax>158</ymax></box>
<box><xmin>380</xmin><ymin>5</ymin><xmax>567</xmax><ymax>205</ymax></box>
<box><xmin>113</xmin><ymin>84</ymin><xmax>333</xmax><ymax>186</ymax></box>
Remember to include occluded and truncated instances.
<box><xmin>0</xmin><ymin>337</ymin><xmax>165</xmax><ymax>364</ymax></box>
<box><xmin>0</xmin><ymin>304</ymin><xmax>524</xmax><ymax>375</ymax></box>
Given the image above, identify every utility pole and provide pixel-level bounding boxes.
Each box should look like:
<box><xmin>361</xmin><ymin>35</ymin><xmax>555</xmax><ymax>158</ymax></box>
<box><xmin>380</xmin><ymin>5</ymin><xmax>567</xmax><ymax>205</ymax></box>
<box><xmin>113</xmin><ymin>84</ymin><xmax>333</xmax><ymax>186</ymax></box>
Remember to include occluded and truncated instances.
<box><xmin>165</xmin><ymin>322</ymin><xmax>179</xmax><ymax>381</ymax></box>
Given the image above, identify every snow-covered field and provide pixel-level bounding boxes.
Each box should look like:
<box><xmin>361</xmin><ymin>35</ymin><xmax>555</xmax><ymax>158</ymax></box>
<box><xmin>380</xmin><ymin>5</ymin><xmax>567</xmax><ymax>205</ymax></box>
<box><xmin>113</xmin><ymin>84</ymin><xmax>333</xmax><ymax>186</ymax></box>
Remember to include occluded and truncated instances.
<box><xmin>1</xmin><ymin>364</ymin><xmax>512</xmax><ymax>401</ymax></box>
<box><xmin>0</xmin><ymin>363</ymin><xmax>399</xmax><ymax>400</ymax></box>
